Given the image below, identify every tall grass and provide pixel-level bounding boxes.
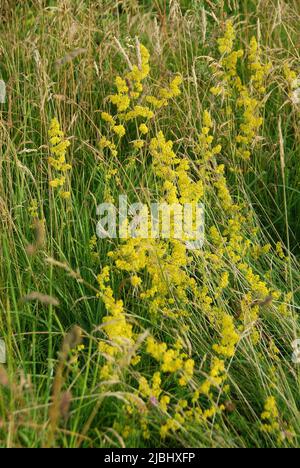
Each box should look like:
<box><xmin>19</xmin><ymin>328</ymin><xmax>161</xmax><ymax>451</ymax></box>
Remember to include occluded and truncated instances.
<box><xmin>0</xmin><ymin>0</ymin><xmax>299</xmax><ymax>448</ymax></box>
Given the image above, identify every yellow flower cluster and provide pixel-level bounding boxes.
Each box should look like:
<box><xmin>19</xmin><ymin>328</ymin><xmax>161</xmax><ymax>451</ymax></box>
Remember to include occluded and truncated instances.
<box><xmin>213</xmin><ymin>20</ymin><xmax>244</xmax><ymax>91</ymax></box>
<box><xmin>99</xmin><ymin>43</ymin><xmax>152</xmax><ymax>155</ymax></box>
<box><xmin>149</xmin><ymin>131</ymin><xmax>179</xmax><ymax>182</ymax></box>
<box><xmin>133</xmin><ymin>139</ymin><xmax>145</xmax><ymax>149</ymax></box>
<box><xmin>214</xmin><ymin>164</ymin><xmax>235</xmax><ymax>211</ymax></box>
<box><xmin>126</xmin><ymin>44</ymin><xmax>150</xmax><ymax>96</ymax></box>
<box><xmin>99</xmin><ymin>136</ymin><xmax>118</xmax><ymax>157</ymax></box>
<box><xmin>197</xmin><ymin>110</ymin><xmax>222</xmax><ymax>163</ymax></box>
<box><xmin>103</xmin><ymin>120</ymin><xmax>203</xmax><ymax>319</ymax></box>
<box><xmin>239</xmin><ymin>262</ymin><xmax>270</xmax><ymax>298</ymax></box>
<box><xmin>192</xmin><ymin>312</ymin><xmax>238</xmax><ymax>421</ymax></box>
<box><xmin>160</xmin><ymin>417</ymin><xmax>182</xmax><ymax>439</ymax></box>
<box><xmin>113</xmin><ymin>124</ymin><xmax>126</xmax><ymax>138</ymax></box>
<box><xmin>236</xmin><ymin>87</ymin><xmax>263</xmax><ymax>160</ymax></box>
<box><xmin>252</xmin><ymin>243</ymin><xmax>271</xmax><ymax>260</ymax></box>
<box><xmin>276</xmin><ymin>241</ymin><xmax>286</xmax><ymax>260</ymax></box>
<box><xmin>248</xmin><ymin>37</ymin><xmax>272</xmax><ymax>94</ymax></box>
<box><xmin>139</xmin><ymin>123</ymin><xmax>148</xmax><ymax>135</ymax></box>
<box><xmin>93</xmin><ymin>38</ymin><xmax>289</xmax><ymax>444</ymax></box>
<box><xmin>48</xmin><ymin>117</ymin><xmax>71</xmax><ymax>199</ymax></box>
<box><xmin>261</xmin><ymin>396</ymin><xmax>280</xmax><ymax>434</ymax></box>
<box><xmin>283</xmin><ymin>63</ymin><xmax>300</xmax><ymax>105</ymax></box>
<box><xmin>100</xmin><ymin>42</ymin><xmax>183</xmax><ymax>161</ymax></box>
<box><xmin>212</xmin><ymin>21</ymin><xmax>270</xmax><ymax>161</ymax></box>
<box><xmin>97</xmin><ymin>266</ymin><xmax>135</xmax><ymax>371</ymax></box>
<box><xmin>138</xmin><ymin>372</ymin><xmax>162</xmax><ymax>400</ymax></box>
<box><xmin>150</xmin><ymin>130</ymin><xmax>203</xmax><ymax>216</ymax></box>
<box><xmin>217</xmin><ymin>20</ymin><xmax>235</xmax><ymax>54</ymax></box>
<box><xmin>212</xmin><ymin>314</ymin><xmax>239</xmax><ymax>358</ymax></box>
<box><xmin>109</xmin><ymin>76</ymin><xmax>130</xmax><ymax>112</ymax></box>
<box><xmin>146</xmin><ymin>336</ymin><xmax>194</xmax><ymax>386</ymax></box>
<box><xmin>123</xmin><ymin>105</ymin><xmax>154</xmax><ymax>122</ymax></box>
<box><xmin>123</xmin><ymin>45</ymin><xmax>150</xmax><ymax>106</ymax></box>
<box><xmin>198</xmin><ymin>357</ymin><xmax>226</xmax><ymax>397</ymax></box>
<box><xmin>146</xmin><ymin>75</ymin><xmax>183</xmax><ymax>109</ymax></box>
<box><xmin>198</xmin><ymin>114</ymin><xmax>277</xmax><ymax>350</ymax></box>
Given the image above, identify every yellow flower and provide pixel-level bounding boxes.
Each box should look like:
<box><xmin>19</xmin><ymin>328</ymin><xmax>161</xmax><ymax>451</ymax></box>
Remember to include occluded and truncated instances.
<box><xmin>109</xmin><ymin>93</ymin><xmax>130</xmax><ymax>112</ymax></box>
<box><xmin>217</xmin><ymin>20</ymin><xmax>235</xmax><ymax>54</ymax></box>
<box><xmin>212</xmin><ymin>314</ymin><xmax>239</xmax><ymax>358</ymax></box>
<box><xmin>101</xmin><ymin>112</ymin><xmax>115</xmax><ymax>125</ymax></box>
<box><xmin>48</xmin><ymin>118</ymin><xmax>71</xmax><ymax>195</ymax></box>
<box><xmin>113</xmin><ymin>125</ymin><xmax>126</xmax><ymax>138</ymax></box>
<box><xmin>60</xmin><ymin>191</ymin><xmax>71</xmax><ymax>199</ymax></box>
<box><xmin>49</xmin><ymin>176</ymin><xmax>66</xmax><ymax>188</ymax></box>
<box><xmin>160</xmin><ymin>395</ymin><xmax>170</xmax><ymax>412</ymax></box>
<box><xmin>203</xmin><ymin>110</ymin><xmax>213</xmax><ymax>128</ymax></box>
<box><xmin>139</xmin><ymin>123</ymin><xmax>149</xmax><ymax>135</ymax></box>
<box><xmin>131</xmin><ymin>275</ymin><xmax>142</xmax><ymax>287</ymax></box>
<box><xmin>248</xmin><ymin>36</ymin><xmax>271</xmax><ymax>94</ymax></box>
<box><xmin>210</xmin><ymin>86</ymin><xmax>222</xmax><ymax>96</ymax></box>
<box><xmin>99</xmin><ymin>136</ymin><xmax>118</xmax><ymax>157</ymax></box>
<box><xmin>133</xmin><ymin>140</ymin><xmax>145</xmax><ymax>149</ymax></box>
<box><xmin>115</xmin><ymin>76</ymin><xmax>129</xmax><ymax>94</ymax></box>
<box><xmin>261</xmin><ymin>396</ymin><xmax>280</xmax><ymax>434</ymax></box>
<box><xmin>97</xmin><ymin>266</ymin><xmax>134</xmax><ymax>363</ymax></box>
<box><xmin>125</xmin><ymin>105</ymin><xmax>154</xmax><ymax>121</ymax></box>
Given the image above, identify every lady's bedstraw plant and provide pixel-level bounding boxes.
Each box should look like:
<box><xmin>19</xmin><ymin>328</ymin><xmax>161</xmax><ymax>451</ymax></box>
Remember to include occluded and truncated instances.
<box><xmin>92</xmin><ymin>31</ymin><xmax>296</xmax><ymax>439</ymax></box>
<box><xmin>48</xmin><ymin>118</ymin><xmax>72</xmax><ymax>199</ymax></box>
<box><xmin>97</xmin><ymin>109</ymin><xmax>243</xmax><ymax>437</ymax></box>
<box><xmin>99</xmin><ymin>40</ymin><xmax>182</xmax><ymax>157</ymax></box>
<box><xmin>211</xmin><ymin>20</ymin><xmax>271</xmax><ymax>161</ymax></box>
<box><xmin>2</xmin><ymin>0</ymin><xmax>300</xmax><ymax>449</ymax></box>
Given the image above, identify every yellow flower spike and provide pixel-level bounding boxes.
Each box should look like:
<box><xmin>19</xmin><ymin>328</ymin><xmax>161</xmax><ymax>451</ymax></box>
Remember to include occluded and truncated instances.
<box><xmin>99</xmin><ymin>136</ymin><xmax>118</xmax><ymax>156</ymax></box>
<box><xmin>115</xmin><ymin>76</ymin><xmax>129</xmax><ymax>94</ymax></box>
<box><xmin>283</xmin><ymin>64</ymin><xmax>296</xmax><ymax>85</ymax></box>
<box><xmin>212</xmin><ymin>144</ymin><xmax>222</xmax><ymax>155</ymax></box>
<box><xmin>109</xmin><ymin>93</ymin><xmax>131</xmax><ymax>113</ymax></box>
<box><xmin>203</xmin><ymin>110</ymin><xmax>213</xmax><ymax>128</ymax></box>
<box><xmin>48</xmin><ymin>118</ymin><xmax>72</xmax><ymax>195</ymax></box>
<box><xmin>131</xmin><ymin>275</ymin><xmax>142</xmax><ymax>287</ymax></box>
<box><xmin>133</xmin><ymin>140</ymin><xmax>145</xmax><ymax>149</ymax></box>
<box><xmin>160</xmin><ymin>395</ymin><xmax>170</xmax><ymax>412</ymax></box>
<box><xmin>248</xmin><ymin>36</ymin><xmax>271</xmax><ymax>94</ymax></box>
<box><xmin>210</xmin><ymin>86</ymin><xmax>222</xmax><ymax>96</ymax></box>
<box><xmin>261</xmin><ymin>396</ymin><xmax>281</xmax><ymax>436</ymax></box>
<box><xmin>212</xmin><ymin>314</ymin><xmax>239</xmax><ymax>358</ymax></box>
<box><xmin>49</xmin><ymin>176</ymin><xmax>66</xmax><ymax>188</ymax></box>
<box><xmin>217</xmin><ymin>20</ymin><xmax>235</xmax><ymax>55</ymax></box>
<box><xmin>113</xmin><ymin>125</ymin><xmax>126</xmax><ymax>138</ymax></box>
<box><xmin>97</xmin><ymin>266</ymin><xmax>134</xmax><ymax>371</ymax></box>
<box><xmin>146</xmin><ymin>95</ymin><xmax>166</xmax><ymax>109</ymax></box>
<box><xmin>213</xmin><ymin>25</ymin><xmax>268</xmax><ymax>161</ymax></box>
<box><xmin>124</xmin><ymin>105</ymin><xmax>154</xmax><ymax>122</ymax></box>
<box><xmin>60</xmin><ymin>191</ymin><xmax>71</xmax><ymax>200</ymax></box>
<box><xmin>101</xmin><ymin>112</ymin><xmax>115</xmax><ymax>125</ymax></box>
<box><xmin>276</xmin><ymin>242</ymin><xmax>286</xmax><ymax>260</ymax></box>
<box><xmin>139</xmin><ymin>123</ymin><xmax>149</xmax><ymax>135</ymax></box>
<box><xmin>131</xmin><ymin>355</ymin><xmax>141</xmax><ymax>366</ymax></box>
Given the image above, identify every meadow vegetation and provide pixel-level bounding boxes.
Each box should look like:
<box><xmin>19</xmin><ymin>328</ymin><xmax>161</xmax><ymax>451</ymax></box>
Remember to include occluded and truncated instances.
<box><xmin>0</xmin><ymin>0</ymin><xmax>300</xmax><ymax>448</ymax></box>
